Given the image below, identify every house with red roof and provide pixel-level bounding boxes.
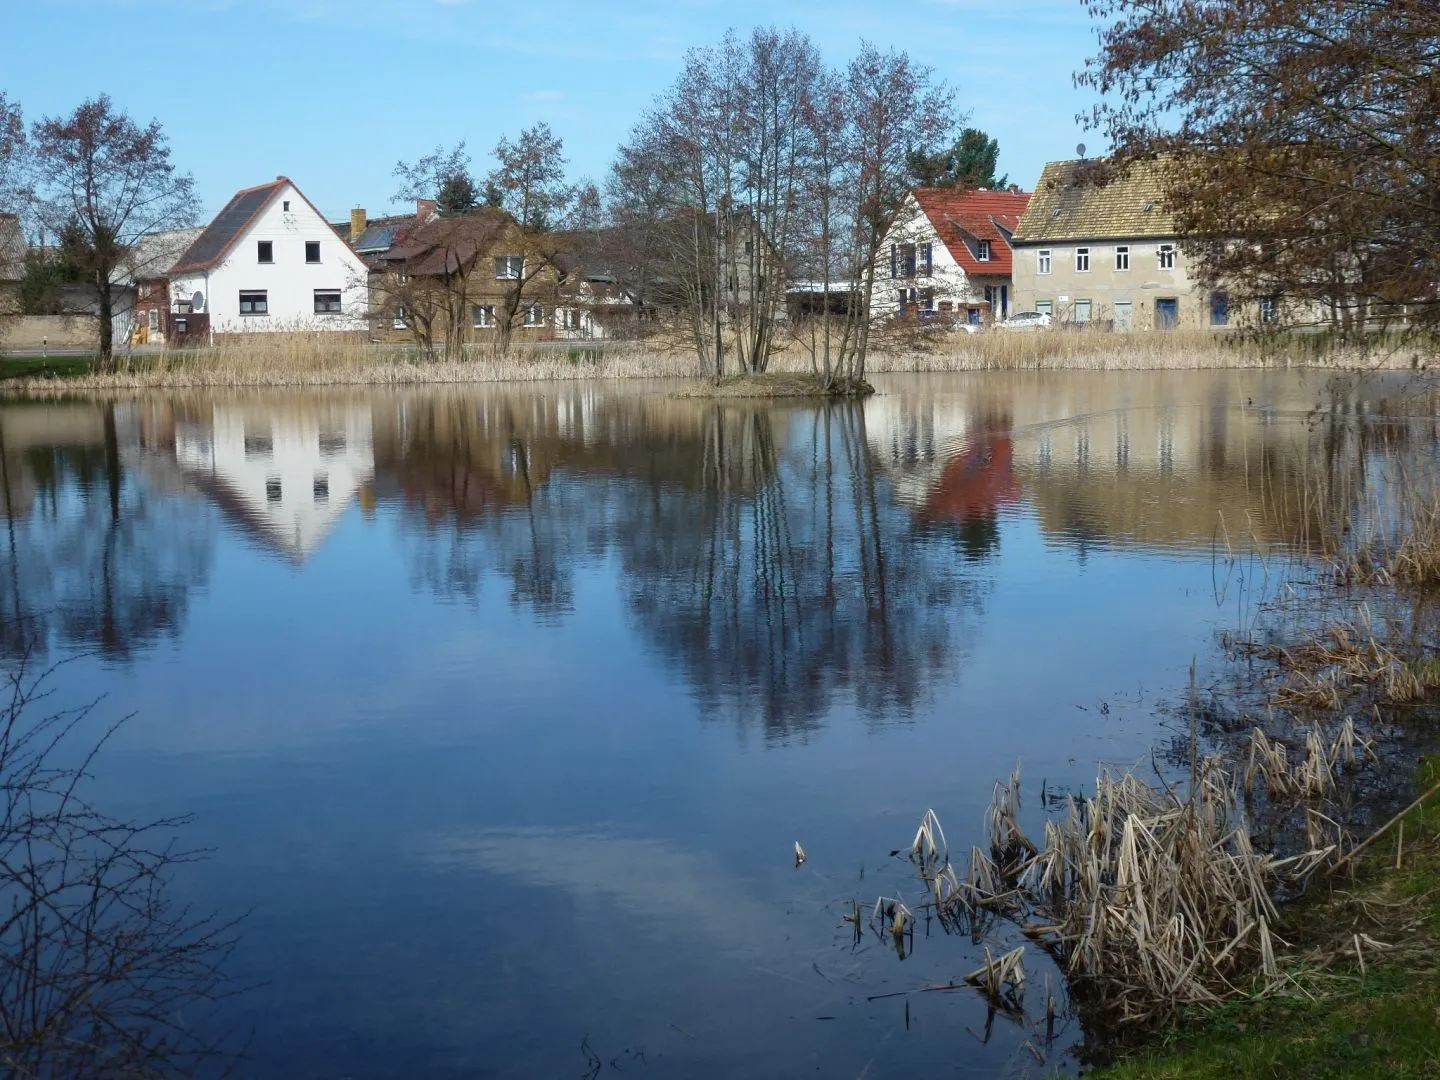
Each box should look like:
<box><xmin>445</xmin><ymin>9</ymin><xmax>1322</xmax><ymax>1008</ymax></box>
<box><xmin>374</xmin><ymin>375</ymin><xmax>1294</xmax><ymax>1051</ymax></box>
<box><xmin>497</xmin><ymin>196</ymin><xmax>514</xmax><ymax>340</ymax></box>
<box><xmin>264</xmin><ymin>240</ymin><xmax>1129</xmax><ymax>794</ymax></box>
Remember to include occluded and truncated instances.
<box><xmin>875</xmin><ymin>187</ymin><xmax>1031</xmax><ymax>326</ymax></box>
<box><xmin>168</xmin><ymin>177</ymin><xmax>369</xmax><ymax>339</ymax></box>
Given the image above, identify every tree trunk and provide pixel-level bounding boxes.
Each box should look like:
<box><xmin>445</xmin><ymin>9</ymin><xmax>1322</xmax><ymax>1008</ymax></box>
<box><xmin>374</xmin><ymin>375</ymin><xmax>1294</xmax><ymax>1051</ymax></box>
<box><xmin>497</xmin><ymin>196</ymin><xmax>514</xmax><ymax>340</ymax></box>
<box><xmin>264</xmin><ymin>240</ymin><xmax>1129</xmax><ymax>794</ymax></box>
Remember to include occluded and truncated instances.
<box><xmin>96</xmin><ymin>277</ymin><xmax>115</xmax><ymax>370</ymax></box>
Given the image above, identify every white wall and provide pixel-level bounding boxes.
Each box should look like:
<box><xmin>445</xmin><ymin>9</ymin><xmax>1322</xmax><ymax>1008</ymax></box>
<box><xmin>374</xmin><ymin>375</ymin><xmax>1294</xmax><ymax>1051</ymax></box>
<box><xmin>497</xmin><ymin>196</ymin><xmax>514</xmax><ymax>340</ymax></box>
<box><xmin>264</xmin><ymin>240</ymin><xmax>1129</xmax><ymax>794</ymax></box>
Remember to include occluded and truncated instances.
<box><xmin>870</xmin><ymin>194</ymin><xmax>978</xmax><ymax>319</ymax></box>
<box><xmin>172</xmin><ymin>182</ymin><xmax>369</xmax><ymax>334</ymax></box>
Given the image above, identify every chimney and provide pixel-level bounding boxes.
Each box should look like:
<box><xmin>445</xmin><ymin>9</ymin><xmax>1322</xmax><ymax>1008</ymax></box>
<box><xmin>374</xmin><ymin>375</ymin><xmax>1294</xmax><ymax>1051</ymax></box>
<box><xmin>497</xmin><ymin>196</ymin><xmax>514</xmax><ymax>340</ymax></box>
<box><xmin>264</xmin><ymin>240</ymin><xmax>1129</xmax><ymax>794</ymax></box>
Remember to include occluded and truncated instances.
<box><xmin>350</xmin><ymin>207</ymin><xmax>367</xmax><ymax>241</ymax></box>
<box><xmin>417</xmin><ymin>198</ymin><xmax>438</xmax><ymax>221</ymax></box>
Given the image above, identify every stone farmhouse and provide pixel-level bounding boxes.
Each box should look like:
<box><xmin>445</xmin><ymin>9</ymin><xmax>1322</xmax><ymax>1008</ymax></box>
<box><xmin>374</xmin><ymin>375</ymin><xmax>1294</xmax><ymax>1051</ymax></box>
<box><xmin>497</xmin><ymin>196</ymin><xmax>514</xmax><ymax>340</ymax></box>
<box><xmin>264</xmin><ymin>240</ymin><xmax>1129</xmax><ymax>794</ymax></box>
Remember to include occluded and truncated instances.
<box><xmin>1010</xmin><ymin>159</ymin><xmax>1267</xmax><ymax>331</ymax></box>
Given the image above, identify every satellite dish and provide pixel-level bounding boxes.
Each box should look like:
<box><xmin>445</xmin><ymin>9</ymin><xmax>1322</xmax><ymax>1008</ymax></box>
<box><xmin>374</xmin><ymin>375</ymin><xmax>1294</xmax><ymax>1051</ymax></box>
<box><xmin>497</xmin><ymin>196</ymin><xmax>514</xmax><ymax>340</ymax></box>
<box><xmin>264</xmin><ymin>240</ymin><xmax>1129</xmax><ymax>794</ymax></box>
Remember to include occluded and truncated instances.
<box><xmin>1076</xmin><ymin>142</ymin><xmax>1087</xmax><ymax>159</ymax></box>
<box><xmin>191</xmin><ymin>291</ymin><xmax>205</xmax><ymax>312</ymax></box>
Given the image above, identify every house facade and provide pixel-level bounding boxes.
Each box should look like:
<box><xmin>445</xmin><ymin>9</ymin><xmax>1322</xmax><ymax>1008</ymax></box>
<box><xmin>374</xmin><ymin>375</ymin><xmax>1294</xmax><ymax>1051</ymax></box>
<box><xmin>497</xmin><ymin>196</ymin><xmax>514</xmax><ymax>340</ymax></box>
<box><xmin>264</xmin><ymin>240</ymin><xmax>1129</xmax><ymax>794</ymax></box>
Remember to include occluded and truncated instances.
<box><xmin>365</xmin><ymin>209</ymin><xmax>567</xmax><ymax>347</ymax></box>
<box><xmin>1011</xmin><ymin>159</ymin><xmax>1247</xmax><ymax>331</ymax></box>
<box><xmin>169</xmin><ymin>177</ymin><xmax>369</xmax><ymax>338</ymax></box>
<box><xmin>873</xmin><ymin>188</ymin><xmax>1031</xmax><ymax>326</ymax></box>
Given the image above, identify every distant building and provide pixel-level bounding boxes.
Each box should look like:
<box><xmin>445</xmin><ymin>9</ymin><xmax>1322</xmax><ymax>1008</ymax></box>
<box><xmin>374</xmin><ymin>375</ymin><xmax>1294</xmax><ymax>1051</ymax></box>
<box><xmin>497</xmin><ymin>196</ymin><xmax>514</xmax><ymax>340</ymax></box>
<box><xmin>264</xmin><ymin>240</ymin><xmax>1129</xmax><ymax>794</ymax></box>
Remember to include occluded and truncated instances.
<box><xmin>873</xmin><ymin>188</ymin><xmax>1031</xmax><ymax>326</ymax></box>
<box><xmin>120</xmin><ymin>228</ymin><xmax>203</xmax><ymax>346</ymax></box>
<box><xmin>1010</xmin><ymin>159</ymin><xmax>1250</xmax><ymax>331</ymax></box>
<box><xmin>169</xmin><ymin>177</ymin><xmax>370</xmax><ymax>338</ymax></box>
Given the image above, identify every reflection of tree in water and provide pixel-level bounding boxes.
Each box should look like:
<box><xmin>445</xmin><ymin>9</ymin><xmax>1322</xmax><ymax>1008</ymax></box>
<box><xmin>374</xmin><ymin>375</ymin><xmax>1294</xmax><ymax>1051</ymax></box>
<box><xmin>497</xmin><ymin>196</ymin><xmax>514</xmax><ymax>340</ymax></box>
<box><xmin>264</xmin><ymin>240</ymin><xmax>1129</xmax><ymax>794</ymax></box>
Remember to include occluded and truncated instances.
<box><xmin>379</xmin><ymin>396</ymin><xmax>580</xmax><ymax>620</ymax></box>
<box><xmin>0</xmin><ymin>406</ymin><xmax>215</xmax><ymax>660</ymax></box>
<box><xmin>380</xmin><ymin>394</ymin><xmax>982</xmax><ymax>733</ymax></box>
<box><xmin>618</xmin><ymin>406</ymin><xmax>980</xmax><ymax>735</ymax></box>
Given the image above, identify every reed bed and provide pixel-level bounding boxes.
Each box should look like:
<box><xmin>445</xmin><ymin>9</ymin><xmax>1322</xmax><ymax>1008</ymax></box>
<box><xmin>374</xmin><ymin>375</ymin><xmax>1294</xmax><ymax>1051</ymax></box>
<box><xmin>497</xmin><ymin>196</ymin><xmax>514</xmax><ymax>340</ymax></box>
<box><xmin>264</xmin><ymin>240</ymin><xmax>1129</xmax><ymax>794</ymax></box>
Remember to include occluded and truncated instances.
<box><xmin>895</xmin><ymin>730</ymin><xmax>1377</xmax><ymax>1033</ymax></box>
<box><xmin>1</xmin><ymin>327</ymin><xmax>1411</xmax><ymax>393</ymax></box>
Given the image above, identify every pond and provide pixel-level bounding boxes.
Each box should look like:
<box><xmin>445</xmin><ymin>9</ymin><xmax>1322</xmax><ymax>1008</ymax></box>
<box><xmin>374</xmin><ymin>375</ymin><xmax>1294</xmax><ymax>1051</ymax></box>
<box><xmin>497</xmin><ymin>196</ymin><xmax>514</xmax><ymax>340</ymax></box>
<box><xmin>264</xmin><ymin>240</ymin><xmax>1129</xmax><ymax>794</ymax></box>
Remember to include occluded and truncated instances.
<box><xmin>0</xmin><ymin>369</ymin><xmax>1428</xmax><ymax>1078</ymax></box>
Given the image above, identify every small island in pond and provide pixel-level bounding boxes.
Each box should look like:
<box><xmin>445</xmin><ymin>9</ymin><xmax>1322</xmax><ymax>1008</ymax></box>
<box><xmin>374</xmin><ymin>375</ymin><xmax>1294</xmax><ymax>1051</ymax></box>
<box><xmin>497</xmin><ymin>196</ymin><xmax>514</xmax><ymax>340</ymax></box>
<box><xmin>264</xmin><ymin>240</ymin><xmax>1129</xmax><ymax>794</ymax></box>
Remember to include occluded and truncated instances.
<box><xmin>677</xmin><ymin>373</ymin><xmax>876</xmax><ymax>400</ymax></box>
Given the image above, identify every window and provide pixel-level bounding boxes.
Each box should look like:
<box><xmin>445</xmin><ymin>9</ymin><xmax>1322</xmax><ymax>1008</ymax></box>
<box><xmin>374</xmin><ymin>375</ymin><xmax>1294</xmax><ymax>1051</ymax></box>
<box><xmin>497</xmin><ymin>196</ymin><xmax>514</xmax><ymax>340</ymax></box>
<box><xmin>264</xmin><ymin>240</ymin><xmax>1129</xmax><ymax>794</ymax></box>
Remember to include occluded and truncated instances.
<box><xmin>1073</xmin><ymin>299</ymin><xmax>1093</xmax><ymax>324</ymax></box>
<box><xmin>174</xmin><ymin>316</ymin><xmax>188</xmax><ymax>333</ymax></box>
<box><xmin>523</xmin><ymin>303</ymin><xmax>544</xmax><ymax>327</ymax></box>
<box><xmin>282</xmin><ymin>200</ymin><xmax>291</xmax><ymax>212</ymax></box>
<box><xmin>977</xmin><ymin>239</ymin><xmax>992</xmax><ymax>261</ymax></box>
<box><xmin>313</xmin><ymin>289</ymin><xmax>342</xmax><ymax>314</ymax></box>
<box><xmin>473</xmin><ymin>304</ymin><xmax>495</xmax><ymax>329</ymax></box>
<box><xmin>257</xmin><ymin>241</ymin><xmax>273</xmax><ymax>264</ymax></box>
<box><xmin>496</xmin><ymin>255</ymin><xmax>523</xmax><ymax>280</ymax></box>
<box><xmin>174</xmin><ymin>298</ymin><xmax>193</xmax><ymax>314</ymax></box>
<box><xmin>305</xmin><ymin>241</ymin><xmax>321</xmax><ymax>264</ymax></box>
<box><xmin>266</xmin><ymin>478</ymin><xmax>282</xmax><ymax>502</ymax></box>
<box><xmin>1115</xmin><ymin>245</ymin><xmax>1130</xmax><ymax>271</ymax></box>
<box><xmin>1036</xmin><ymin>299</ymin><xmax>1053</xmax><ymax>316</ymax></box>
<box><xmin>922</xmin><ymin>242</ymin><xmax>933</xmax><ymax>275</ymax></box>
<box><xmin>1259</xmin><ymin>296</ymin><xmax>1279</xmax><ymax>324</ymax></box>
<box><xmin>393</xmin><ymin>305</ymin><xmax>407</xmax><ymax>329</ymax></box>
<box><xmin>1210</xmin><ymin>290</ymin><xmax>1230</xmax><ymax>326</ymax></box>
<box><xmin>1075</xmin><ymin>248</ymin><xmax>1091</xmax><ymax>272</ymax></box>
<box><xmin>239</xmin><ymin>290</ymin><xmax>268</xmax><ymax>315</ymax></box>
<box><xmin>147</xmin><ymin>309</ymin><xmax>159</xmax><ymax>333</ymax></box>
<box><xmin>1158</xmin><ymin>243</ymin><xmax>1176</xmax><ymax>270</ymax></box>
<box><xmin>1037</xmin><ymin>249</ymin><xmax>1052</xmax><ymax>275</ymax></box>
<box><xmin>565</xmin><ymin>309</ymin><xmax>582</xmax><ymax>331</ymax></box>
<box><xmin>313</xmin><ymin>475</ymin><xmax>329</xmax><ymax>502</ymax></box>
<box><xmin>919</xmin><ymin>289</ymin><xmax>935</xmax><ymax>312</ymax></box>
<box><xmin>898</xmin><ymin>243</ymin><xmax>917</xmax><ymax>277</ymax></box>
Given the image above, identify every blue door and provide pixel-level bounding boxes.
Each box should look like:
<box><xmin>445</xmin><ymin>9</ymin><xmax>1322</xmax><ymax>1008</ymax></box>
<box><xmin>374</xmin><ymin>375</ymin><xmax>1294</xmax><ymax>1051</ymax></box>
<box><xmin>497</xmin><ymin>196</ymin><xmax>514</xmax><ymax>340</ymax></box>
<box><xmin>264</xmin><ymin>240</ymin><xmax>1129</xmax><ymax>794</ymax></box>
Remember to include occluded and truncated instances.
<box><xmin>1156</xmin><ymin>297</ymin><xmax>1179</xmax><ymax>329</ymax></box>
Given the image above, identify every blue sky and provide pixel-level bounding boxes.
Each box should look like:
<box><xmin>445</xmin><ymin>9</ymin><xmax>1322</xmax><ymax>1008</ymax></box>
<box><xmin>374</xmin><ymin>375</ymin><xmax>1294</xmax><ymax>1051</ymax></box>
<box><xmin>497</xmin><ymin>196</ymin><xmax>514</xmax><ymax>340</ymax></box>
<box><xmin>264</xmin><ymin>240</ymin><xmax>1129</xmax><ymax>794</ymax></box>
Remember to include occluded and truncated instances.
<box><xmin>9</xmin><ymin>0</ymin><xmax>1103</xmax><ymax>220</ymax></box>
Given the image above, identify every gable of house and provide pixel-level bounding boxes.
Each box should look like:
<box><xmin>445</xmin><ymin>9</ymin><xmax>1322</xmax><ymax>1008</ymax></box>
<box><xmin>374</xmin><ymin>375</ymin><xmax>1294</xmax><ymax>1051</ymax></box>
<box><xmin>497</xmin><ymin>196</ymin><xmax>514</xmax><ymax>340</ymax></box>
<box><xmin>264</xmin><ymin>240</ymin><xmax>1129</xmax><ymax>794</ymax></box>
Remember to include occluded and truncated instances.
<box><xmin>1012</xmin><ymin>159</ymin><xmax>1176</xmax><ymax>244</ymax></box>
<box><xmin>171</xmin><ymin>177</ymin><xmax>350</xmax><ymax>276</ymax></box>
<box><xmin>911</xmin><ymin>189</ymin><xmax>1031</xmax><ymax>277</ymax></box>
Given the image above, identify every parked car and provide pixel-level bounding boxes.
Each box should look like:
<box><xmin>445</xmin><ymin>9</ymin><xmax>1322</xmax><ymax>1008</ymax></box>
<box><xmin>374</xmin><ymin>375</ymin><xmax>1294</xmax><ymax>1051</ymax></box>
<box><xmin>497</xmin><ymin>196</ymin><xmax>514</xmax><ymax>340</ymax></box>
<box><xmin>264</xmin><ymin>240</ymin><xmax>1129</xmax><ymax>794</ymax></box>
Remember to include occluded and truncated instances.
<box><xmin>998</xmin><ymin>310</ymin><xmax>1053</xmax><ymax>331</ymax></box>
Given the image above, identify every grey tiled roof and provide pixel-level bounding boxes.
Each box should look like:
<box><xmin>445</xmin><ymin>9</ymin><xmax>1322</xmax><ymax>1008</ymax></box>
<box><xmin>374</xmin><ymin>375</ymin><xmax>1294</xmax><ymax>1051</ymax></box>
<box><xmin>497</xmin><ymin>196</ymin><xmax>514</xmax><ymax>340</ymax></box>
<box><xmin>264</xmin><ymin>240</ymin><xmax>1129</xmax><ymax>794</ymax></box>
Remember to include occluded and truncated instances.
<box><xmin>170</xmin><ymin>179</ymin><xmax>286</xmax><ymax>274</ymax></box>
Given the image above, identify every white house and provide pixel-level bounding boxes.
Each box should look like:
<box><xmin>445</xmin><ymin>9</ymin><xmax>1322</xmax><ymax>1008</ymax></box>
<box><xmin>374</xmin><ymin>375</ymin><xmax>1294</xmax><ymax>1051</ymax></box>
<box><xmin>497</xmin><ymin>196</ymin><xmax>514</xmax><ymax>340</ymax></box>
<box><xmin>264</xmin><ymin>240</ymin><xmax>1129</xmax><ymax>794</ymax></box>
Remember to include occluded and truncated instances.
<box><xmin>873</xmin><ymin>188</ymin><xmax>1031</xmax><ymax>326</ymax></box>
<box><xmin>168</xmin><ymin>177</ymin><xmax>369</xmax><ymax>336</ymax></box>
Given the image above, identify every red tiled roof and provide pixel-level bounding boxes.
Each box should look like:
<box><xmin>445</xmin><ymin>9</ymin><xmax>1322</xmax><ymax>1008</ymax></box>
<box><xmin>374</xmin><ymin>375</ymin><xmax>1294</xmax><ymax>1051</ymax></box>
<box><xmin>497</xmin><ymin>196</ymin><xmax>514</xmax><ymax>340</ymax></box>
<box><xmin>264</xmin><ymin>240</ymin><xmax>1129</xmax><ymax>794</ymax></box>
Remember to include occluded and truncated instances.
<box><xmin>911</xmin><ymin>188</ymin><xmax>1031</xmax><ymax>277</ymax></box>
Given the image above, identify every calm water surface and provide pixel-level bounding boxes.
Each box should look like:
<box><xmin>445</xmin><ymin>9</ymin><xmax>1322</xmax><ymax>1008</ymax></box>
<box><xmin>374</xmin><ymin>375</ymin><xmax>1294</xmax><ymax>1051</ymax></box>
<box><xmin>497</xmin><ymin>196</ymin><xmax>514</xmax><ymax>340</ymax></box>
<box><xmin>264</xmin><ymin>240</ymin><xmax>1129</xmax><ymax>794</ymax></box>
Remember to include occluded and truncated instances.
<box><xmin>0</xmin><ymin>370</ymin><xmax>1419</xmax><ymax>1077</ymax></box>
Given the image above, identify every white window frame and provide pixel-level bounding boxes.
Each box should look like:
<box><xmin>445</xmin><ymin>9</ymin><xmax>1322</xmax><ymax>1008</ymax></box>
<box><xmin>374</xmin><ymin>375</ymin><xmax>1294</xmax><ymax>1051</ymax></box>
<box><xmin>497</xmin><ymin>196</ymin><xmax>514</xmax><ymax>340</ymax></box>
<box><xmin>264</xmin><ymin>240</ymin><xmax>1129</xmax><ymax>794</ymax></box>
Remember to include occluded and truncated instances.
<box><xmin>473</xmin><ymin>304</ymin><xmax>495</xmax><ymax>329</ymax></box>
<box><xmin>1158</xmin><ymin>243</ymin><xmax>1176</xmax><ymax>270</ymax></box>
<box><xmin>1073</xmin><ymin>298</ymin><xmax>1093</xmax><ymax>324</ymax></box>
<box><xmin>496</xmin><ymin>255</ymin><xmax>524</xmax><ymax>280</ymax></box>
<box><xmin>393</xmin><ymin>304</ymin><xmax>407</xmax><ymax>330</ymax></box>
<box><xmin>1259</xmin><ymin>296</ymin><xmax>1278</xmax><ymax>324</ymax></box>
<box><xmin>1115</xmin><ymin>245</ymin><xmax>1130</xmax><ymax>271</ymax></box>
<box><xmin>523</xmin><ymin>302</ymin><xmax>544</xmax><ymax>327</ymax></box>
<box><xmin>1037</xmin><ymin>249</ymin><xmax>1052</xmax><ymax>275</ymax></box>
<box><xmin>1075</xmin><ymin>248</ymin><xmax>1091</xmax><ymax>273</ymax></box>
<box><xmin>977</xmin><ymin>239</ymin><xmax>992</xmax><ymax>262</ymax></box>
<box><xmin>1035</xmin><ymin>299</ymin><xmax>1053</xmax><ymax>316</ymax></box>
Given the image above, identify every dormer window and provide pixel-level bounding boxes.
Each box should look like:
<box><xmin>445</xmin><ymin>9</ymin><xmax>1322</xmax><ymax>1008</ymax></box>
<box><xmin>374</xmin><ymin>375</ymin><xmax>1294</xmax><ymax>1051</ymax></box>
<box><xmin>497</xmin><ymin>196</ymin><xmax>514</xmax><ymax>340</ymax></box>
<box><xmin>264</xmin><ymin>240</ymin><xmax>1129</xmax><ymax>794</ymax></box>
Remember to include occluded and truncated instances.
<box><xmin>977</xmin><ymin>239</ymin><xmax>992</xmax><ymax>261</ymax></box>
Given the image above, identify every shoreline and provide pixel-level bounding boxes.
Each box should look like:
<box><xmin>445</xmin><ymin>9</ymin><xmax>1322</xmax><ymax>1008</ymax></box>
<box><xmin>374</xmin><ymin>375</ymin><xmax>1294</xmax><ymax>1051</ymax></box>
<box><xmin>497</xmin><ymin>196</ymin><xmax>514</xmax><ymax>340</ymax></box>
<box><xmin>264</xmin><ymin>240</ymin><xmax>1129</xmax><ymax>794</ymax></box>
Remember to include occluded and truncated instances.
<box><xmin>0</xmin><ymin>333</ymin><xmax>1420</xmax><ymax>395</ymax></box>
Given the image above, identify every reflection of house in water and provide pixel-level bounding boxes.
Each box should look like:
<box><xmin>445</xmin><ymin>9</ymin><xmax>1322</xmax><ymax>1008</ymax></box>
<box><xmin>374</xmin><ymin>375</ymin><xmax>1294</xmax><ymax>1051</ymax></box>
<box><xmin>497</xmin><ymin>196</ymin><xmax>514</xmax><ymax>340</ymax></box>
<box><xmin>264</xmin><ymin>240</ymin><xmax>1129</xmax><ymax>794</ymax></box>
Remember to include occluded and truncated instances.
<box><xmin>161</xmin><ymin>403</ymin><xmax>375</xmax><ymax>560</ymax></box>
<box><xmin>867</xmin><ymin>374</ymin><xmax>1356</xmax><ymax>553</ymax></box>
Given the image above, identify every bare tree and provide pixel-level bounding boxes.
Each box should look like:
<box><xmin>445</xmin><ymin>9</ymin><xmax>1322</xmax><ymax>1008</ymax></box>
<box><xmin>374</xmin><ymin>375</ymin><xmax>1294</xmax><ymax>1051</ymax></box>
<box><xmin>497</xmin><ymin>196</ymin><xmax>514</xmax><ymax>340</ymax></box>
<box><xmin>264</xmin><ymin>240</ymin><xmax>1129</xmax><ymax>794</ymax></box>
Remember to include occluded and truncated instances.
<box><xmin>392</xmin><ymin>141</ymin><xmax>480</xmax><ymax>215</ymax></box>
<box><xmin>0</xmin><ymin>651</ymin><xmax>238</xmax><ymax>1075</ymax></box>
<box><xmin>0</xmin><ymin>92</ymin><xmax>23</xmax><ymax>212</ymax></box>
<box><xmin>485</xmin><ymin>124</ymin><xmax>580</xmax><ymax>354</ymax></box>
<box><xmin>1078</xmin><ymin>0</ymin><xmax>1440</xmax><ymax>338</ymax></box>
<box><xmin>610</xmin><ymin>30</ymin><xmax>953</xmax><ymax>384</ymax></box>
<box><xmin>28</xmin><ymin>96</ymin><xmax>197</xmax><ymax>368</ymax></box>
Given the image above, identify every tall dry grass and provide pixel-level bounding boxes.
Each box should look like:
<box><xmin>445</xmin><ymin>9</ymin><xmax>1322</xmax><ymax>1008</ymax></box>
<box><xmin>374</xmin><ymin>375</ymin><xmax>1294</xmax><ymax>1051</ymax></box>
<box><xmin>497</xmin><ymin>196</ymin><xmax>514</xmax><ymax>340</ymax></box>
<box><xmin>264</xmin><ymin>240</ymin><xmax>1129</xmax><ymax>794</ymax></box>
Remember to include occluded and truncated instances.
<box><xmin>3</xmin><ymin>326</ymin><xmax>1415</xmax><ymax>392</ymax></box>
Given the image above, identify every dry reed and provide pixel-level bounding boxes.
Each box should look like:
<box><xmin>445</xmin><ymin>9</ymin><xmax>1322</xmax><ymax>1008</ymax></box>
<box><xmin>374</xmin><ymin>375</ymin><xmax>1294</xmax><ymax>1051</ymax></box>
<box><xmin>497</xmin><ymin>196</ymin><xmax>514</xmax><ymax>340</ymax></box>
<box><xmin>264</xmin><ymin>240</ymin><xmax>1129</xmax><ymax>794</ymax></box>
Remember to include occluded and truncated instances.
<box><xmin>1</xmin><ymin>326</ymin><xmax>1407</xmax><ymax>393</ymax></box>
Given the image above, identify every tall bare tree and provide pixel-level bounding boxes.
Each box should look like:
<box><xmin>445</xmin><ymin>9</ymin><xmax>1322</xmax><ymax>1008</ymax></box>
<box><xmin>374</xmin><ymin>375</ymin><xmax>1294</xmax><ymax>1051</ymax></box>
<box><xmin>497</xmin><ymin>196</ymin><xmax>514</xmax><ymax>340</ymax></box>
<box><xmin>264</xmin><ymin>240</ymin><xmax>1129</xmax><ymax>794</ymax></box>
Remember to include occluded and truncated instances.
<box><xmin>0</xmin><ymin>92</ymin><xmax>23</xmax><ymax>212</ymax></box>
<box><xmin>28</xmin><ymin>96</ymin><xmax>196</xmax><ymax>367</ymax></box>
<box><xmin>392</xmin><ymin>141</ymin><xmax>480</xmax><ymax>215</ymax></box>
<box><xmin>485</xmin><ymin>124</ymin><xmax>580</xmax><ymax>353</ymax></box>
<box><xmin>609</xmin><ymin>30</ymin><xmax>953</xmax><ymax>383</ymax></box>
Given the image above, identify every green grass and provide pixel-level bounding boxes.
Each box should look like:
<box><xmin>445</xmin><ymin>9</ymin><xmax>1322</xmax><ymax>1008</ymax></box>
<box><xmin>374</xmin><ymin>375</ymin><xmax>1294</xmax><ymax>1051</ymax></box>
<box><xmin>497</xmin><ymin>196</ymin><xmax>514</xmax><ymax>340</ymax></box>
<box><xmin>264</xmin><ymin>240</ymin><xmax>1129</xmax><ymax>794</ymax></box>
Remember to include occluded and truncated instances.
<box><xmin>0</xmin><ymin>355</ymin><xmax>102</xmax><ymax>381</ymax></box>
<box><xmin>1089</xmin><ymin>757</ymin><xmax>1440</xmax><ymax>1080</ymax></box>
